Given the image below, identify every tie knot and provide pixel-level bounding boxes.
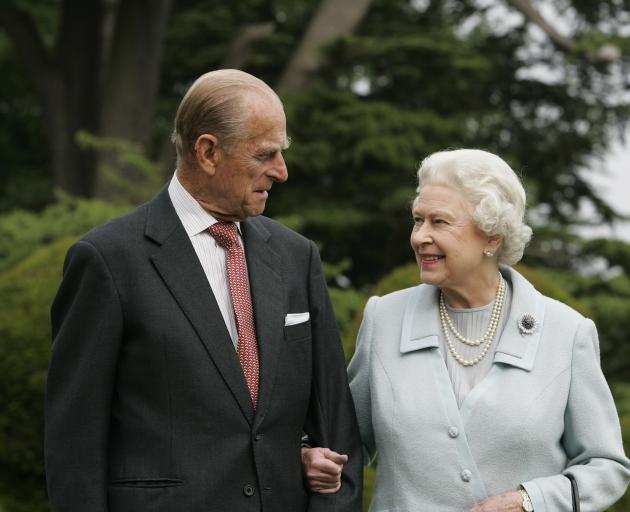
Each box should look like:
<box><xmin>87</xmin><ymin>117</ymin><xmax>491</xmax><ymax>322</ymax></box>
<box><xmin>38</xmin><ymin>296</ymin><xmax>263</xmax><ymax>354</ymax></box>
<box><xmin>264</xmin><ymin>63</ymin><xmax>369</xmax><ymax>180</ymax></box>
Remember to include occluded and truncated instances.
<box><xmin>209</xmin><ymin>221</ymin><xmax>239</xmax><ymax>249</ymax></box>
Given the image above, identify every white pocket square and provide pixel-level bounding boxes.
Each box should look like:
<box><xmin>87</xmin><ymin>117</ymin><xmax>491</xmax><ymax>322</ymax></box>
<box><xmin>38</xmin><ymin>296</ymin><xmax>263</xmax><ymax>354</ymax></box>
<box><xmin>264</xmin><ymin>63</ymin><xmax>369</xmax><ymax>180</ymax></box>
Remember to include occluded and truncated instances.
<box><xmin>284</xmin><ymin>312</ymin><xmax>310</xmax><ymax>326</ymax></box>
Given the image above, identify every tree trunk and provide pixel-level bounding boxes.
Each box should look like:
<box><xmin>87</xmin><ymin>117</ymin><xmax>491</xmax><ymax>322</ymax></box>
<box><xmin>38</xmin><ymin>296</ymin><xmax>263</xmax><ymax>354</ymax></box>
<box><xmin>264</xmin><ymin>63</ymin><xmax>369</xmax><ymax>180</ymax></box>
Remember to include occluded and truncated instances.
<box><xmin>55</xmin><ymin>0</ymin><xmax>104</xmax><ymax>195</ymax></box>
<box><xmin>1</xmin><ymin>0</ymin><xmax>172</xmax><ymax>199</ymax></box>
<box><xmin>95</xmin><ymin>0</ymin><xmax>173</xmax><ymax>199</ymax></box>
<box><xmin>0</xmin><ymin>1</ymin><xmax>101</xmax><ymax>196</ymax></box>
<box><xmin>276</xmin><ymin>0</ymin><xmax>372</xmax><ymax>95</ymax></box>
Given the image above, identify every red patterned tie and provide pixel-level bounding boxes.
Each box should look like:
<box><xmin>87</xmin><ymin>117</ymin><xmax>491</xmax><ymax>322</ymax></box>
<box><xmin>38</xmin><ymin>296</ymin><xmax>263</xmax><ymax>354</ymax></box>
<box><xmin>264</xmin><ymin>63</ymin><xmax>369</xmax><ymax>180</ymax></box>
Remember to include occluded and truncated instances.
<box><xmin>209</xmin><ymin>222</ymin><xmax>260</xmax><ymax>407</ymax></box>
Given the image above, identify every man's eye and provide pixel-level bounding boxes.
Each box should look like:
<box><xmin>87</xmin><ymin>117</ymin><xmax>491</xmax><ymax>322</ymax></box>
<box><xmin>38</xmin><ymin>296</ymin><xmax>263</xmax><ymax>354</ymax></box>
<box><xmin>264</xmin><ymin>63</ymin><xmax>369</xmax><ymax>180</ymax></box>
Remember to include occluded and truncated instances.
<box><xmin>257</xmin><ymin>152</ymin><xmax>276</xmax><ymax>161</ymax></box>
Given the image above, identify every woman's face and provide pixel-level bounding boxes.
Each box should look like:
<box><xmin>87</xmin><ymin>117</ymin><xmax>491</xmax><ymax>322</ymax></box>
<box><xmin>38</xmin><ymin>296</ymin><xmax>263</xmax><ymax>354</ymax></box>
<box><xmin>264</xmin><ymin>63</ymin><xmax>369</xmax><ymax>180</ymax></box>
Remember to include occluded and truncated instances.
<box><xmin>410</xmin><ymin>183</ymin><xmax>492</xmax><ymax>295</ymax></box>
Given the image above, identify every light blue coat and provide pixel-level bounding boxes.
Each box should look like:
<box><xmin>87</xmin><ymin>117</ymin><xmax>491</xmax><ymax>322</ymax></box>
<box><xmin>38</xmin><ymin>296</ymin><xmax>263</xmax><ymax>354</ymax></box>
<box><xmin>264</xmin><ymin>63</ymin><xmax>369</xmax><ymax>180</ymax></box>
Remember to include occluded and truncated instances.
<box><xmin>349</xmin><ymin>266</ymin><xmax>630</xmax><ymax>511</ymax></box>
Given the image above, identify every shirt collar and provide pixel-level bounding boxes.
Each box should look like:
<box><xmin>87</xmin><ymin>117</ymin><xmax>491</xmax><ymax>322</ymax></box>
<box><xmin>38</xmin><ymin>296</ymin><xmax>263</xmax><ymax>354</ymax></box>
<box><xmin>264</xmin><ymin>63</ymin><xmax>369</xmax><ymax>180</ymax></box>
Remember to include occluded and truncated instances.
<box><xmin>168</xmin><ymin>172</ymin><xmax>242</xmax><ymax>238</ymax></box>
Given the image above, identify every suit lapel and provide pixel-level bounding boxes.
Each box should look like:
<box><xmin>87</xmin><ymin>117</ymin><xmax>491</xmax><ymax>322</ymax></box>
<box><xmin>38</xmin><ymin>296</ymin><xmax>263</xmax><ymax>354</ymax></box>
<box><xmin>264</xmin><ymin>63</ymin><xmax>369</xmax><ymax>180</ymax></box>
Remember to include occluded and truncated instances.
<box><xmin>241</xmin><ymin>218</ymin><xmax>284</xmax><ymax>427</ymax></box>
<box><xmin>145</xmin><ymin>188</ymin><xmax>255</xmax><ymax>424</ymax></box>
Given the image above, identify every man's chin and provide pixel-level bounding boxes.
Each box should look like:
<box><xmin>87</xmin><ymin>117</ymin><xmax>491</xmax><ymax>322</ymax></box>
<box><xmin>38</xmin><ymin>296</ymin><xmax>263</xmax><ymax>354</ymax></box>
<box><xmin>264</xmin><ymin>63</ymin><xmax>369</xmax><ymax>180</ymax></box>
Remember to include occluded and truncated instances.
<box><xmin>244</xmin><ymin>202</ymin><xmax>267</xmax><ymax>218</ymax></box>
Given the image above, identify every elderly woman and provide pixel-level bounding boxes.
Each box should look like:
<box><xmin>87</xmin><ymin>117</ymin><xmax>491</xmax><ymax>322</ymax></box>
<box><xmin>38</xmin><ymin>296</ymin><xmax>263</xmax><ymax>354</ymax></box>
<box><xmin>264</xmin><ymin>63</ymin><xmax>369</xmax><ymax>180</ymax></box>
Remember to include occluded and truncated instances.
<box><xmin>303</xmin><ymin>148</ymin><xmax>630</xmax><ymax>511</ymax></box>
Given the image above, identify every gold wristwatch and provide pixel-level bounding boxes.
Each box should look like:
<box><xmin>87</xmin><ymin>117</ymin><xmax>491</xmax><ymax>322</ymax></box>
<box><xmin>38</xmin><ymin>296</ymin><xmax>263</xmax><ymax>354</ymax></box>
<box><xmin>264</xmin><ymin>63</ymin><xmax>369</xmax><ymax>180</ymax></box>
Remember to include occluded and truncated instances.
<box><xmin>518</xmin><ymin>488</ymin><xmax>534</xmax><ymax>511</ymax></box>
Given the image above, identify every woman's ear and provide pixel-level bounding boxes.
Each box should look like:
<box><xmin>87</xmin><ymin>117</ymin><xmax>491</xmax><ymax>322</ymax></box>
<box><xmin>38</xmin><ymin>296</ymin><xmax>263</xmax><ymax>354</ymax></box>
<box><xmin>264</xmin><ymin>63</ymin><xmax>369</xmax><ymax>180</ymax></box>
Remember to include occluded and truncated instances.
<box><xmin>486</xmin><ymin>235</ymin><xmax>503</xmax><ymax>255</ymax></box>
<box><xmin>194</xmin><ymin>134</ymin><xmax>220</xmax><ymax>175</ymax></box>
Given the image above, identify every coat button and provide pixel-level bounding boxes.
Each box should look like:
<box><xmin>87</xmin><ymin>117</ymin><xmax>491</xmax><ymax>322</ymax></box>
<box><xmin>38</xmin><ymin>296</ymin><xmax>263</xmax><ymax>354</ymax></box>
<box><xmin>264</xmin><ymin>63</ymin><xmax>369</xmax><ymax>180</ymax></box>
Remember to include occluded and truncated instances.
<box><xmin>448</xmin><ymin>426</ymin><xmax>459</xmax><ymax>438</ymax></box>
<box><xmin>461</xmin><ymin>469</ymin><xmax>472</xmax><ymax>482</ymax></box>
<box><xmin>243</xmin><ymin>484</ymin><xmax>255</xmax><ymax>496</ymax></box>
<box><xmin>255</xmin><ymin>434</ymin><xmax>263</xmax><ymax>441</ymax></box>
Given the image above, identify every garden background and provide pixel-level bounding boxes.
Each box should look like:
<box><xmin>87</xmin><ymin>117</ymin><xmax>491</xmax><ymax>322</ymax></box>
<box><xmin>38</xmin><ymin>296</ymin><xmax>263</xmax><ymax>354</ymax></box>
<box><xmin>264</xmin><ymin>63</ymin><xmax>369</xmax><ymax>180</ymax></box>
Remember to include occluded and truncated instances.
<box><xmin>1</xmin><ymin>0</ymin><xmax>629</xmax><ymax>510</ymax></box>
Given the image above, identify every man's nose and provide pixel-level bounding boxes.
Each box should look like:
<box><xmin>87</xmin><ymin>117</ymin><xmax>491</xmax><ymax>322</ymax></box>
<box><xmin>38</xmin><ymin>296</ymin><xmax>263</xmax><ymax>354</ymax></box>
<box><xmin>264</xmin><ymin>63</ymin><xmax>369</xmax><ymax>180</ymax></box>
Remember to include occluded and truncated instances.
<box><xmin>268</xmin><ymin>153</ymin><xmax>288</xmax><ymax>183</ymax></box>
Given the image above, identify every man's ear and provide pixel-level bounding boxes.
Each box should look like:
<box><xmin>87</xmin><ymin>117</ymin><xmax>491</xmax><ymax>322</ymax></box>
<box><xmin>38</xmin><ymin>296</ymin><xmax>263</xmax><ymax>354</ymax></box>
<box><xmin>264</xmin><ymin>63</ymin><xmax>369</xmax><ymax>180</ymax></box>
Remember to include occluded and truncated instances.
<box><xmin>194</xmin><ymin>134</ymin><xmax>220</xmax><ymax>175</ymax></box>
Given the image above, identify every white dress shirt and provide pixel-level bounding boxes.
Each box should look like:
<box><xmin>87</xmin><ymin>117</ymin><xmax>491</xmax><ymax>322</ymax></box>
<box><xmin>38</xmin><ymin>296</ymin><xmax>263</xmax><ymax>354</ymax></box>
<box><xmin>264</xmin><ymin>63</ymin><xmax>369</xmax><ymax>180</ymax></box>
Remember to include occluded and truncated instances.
<box><xmin>168</xmin><ymin>173</ymin><xmax>241</xmax><ymax>349</ymax></box>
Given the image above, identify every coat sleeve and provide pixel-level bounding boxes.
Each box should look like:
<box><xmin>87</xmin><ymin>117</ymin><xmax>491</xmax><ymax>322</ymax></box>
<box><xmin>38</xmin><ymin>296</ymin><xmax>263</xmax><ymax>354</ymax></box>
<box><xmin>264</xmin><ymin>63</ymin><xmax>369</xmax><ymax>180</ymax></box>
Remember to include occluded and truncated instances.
<box><xmin>521</xmin><ymin>318</ymin><xmax>630</xmax><ymax>511</ymax></box>
<box><xmin>347</xmin><ymin>296</ymin><xmax>378</xmax><ymax>464</ymax></box>
<box><xmin>45</xmin><ymin>240</ymin><xmax>124</xmax><ymax>512</ymax></box>
<box><xmin>303</xmin><ymin>241</ymin><xmax>363</xmax><ymax>512</ymax></box>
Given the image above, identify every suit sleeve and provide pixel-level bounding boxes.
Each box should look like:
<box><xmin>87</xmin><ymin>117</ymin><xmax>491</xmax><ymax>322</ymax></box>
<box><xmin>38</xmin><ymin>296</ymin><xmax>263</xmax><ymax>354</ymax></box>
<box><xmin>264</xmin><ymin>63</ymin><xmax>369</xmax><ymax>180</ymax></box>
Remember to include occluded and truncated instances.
<box><xmin>46</xmin><ymin>240</ymin><xmax>124</xmax><ymax>512</ymax></box>
<box><xmin>521</xmin><ymin>318</ymin><xmax>630</xmax><ymax>511</ymax></box>
<box><xmin>303</xmin><ymin>241</ymin><xmax>363</xmax><ymax>512</ymax></box>
<box><xmin>347</xmin><ymin>296</ymin><xmax>378</xmax><ymax>464</ymax></box>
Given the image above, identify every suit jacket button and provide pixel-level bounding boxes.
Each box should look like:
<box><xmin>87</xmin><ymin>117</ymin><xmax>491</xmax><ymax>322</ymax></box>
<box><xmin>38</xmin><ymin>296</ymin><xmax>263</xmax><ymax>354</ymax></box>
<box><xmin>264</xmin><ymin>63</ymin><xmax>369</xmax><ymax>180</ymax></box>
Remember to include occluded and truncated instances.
<box><xmin>448</xmin><ymin>426</ymin><xmax>459</xmax><ymax>438</ymax></box>
<box><xmin>461</xmin><ymin>469</ymin><xmax>472</xmax><ymax>482</ymax></box>
<box><xmin>243</xmin><ymin>484</ymin><xmax>255</xmax><ymax>497</ymax></box>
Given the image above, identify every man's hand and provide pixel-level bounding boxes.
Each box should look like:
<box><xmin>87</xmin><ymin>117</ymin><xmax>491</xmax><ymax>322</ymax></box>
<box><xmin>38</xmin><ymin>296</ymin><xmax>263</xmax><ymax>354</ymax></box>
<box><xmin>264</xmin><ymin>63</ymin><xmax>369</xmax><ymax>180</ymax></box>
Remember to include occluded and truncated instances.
<box><xmin>301</xmin><ymin>447</ymin><xmax>348</xmax><ymax>493</ymax></box>
<box><xmin>468</xmin><ymin>491</ymin><xmax>523</xmax><ymax>512</ymax></box>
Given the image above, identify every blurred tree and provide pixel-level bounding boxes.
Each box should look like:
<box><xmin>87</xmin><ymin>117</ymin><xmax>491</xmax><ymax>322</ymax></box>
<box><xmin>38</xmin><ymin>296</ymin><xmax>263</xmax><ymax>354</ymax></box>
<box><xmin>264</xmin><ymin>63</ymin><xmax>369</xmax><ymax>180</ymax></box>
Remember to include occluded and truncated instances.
<box><xmin>0</xmin><ymin>0</ymin><xmax>172</xmax><ymax>198</ymax></box>
<box><xmin>262</xmin><ymin>0</ymin><xmax>630</xmax><ymax>285</ymax></box>
<box><xmin>2</xmin><ymin>0</ymin><xmax>628</xmax><ymax>229</ymax></box>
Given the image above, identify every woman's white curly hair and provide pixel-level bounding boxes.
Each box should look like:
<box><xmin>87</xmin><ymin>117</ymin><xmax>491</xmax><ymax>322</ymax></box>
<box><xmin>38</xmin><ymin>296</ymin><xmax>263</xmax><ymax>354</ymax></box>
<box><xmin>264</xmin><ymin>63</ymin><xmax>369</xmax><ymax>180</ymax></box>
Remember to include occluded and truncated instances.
<box><xmin>415</xmin><ymin>148</ymin><xmax>532</xmax><ymax>266</ymax></box>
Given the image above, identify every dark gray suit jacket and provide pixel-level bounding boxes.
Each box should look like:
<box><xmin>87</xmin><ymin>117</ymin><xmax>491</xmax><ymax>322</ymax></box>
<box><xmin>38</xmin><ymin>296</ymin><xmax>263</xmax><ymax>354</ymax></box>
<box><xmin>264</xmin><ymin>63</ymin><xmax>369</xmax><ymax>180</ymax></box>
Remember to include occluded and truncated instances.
<box><xmin>45</xmin><ymin>188</ymin><xmax>362</xmax><ymax>511</ymax></box>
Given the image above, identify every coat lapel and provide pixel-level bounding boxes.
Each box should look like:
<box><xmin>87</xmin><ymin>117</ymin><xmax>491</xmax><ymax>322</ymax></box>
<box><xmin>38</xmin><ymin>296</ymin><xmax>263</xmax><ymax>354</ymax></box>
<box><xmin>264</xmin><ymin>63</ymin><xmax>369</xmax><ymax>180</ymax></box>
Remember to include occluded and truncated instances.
<box><xmin>399</xmin><ymin>268</ymin><xmax>546</xmax><ymax>372</ymax></box>
<box><xmin>145</xmin><ymin>188</ymin><xmax>255</xmax><ymax>424</ymax></box>
<box><xmin>241</xmin><ymin>218</ymin><xmax>284</xmax><ymax>428</ymax></box>
<box><xmin>400</xmin><ymin>284</ymin><xmax>441</xmax><ymax>354</ymax></box>
<box><xmin>493</xmin><ymin>266</ymin><xmax>546</xmax><ymax>371</ymax></box>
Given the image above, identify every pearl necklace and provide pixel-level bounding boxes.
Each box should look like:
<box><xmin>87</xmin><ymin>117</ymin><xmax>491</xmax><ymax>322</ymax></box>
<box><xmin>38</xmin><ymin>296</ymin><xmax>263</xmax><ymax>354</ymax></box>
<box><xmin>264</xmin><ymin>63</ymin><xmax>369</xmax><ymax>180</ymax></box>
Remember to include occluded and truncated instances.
<box><xmin>439</xmin><ymin>274</ymin><xmax>506</xmax><ymax>367</ymax></box>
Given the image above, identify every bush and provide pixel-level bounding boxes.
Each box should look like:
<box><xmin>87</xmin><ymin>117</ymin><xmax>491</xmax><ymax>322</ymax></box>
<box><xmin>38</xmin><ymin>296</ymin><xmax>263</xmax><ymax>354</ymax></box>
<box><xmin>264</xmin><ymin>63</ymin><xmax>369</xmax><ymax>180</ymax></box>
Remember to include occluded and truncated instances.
<box><xmin>0</xmin><ymin>194</ymin><xmax>130</xmax><ymax>273</ymax></box>
<box><xmin>0</xmin><ymin>197</ymin><xmax>130</xmax><ymax>509</ymax></box>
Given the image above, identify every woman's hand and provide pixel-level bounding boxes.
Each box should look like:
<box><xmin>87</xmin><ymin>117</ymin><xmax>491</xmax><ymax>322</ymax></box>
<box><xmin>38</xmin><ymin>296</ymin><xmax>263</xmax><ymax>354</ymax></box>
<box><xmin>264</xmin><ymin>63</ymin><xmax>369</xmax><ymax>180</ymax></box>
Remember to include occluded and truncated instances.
<box><xmin>468</xmin><ymin>491</ymin><xmax>524</xmax><ymax>511</ymax></box>
<box><xmin>301</xmin><ymin>447</ymin><xmax>348</xmax><ymax>493</ymax></box>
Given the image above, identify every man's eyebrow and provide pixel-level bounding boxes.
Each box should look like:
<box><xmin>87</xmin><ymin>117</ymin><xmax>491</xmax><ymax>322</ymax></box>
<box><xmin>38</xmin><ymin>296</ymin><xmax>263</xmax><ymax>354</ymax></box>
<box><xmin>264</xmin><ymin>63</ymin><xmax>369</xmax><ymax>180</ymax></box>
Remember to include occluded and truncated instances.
<box><xmin>257</xmin><ymin>137</ymin><xmax>291</xmax><ymax>154</ymax></box>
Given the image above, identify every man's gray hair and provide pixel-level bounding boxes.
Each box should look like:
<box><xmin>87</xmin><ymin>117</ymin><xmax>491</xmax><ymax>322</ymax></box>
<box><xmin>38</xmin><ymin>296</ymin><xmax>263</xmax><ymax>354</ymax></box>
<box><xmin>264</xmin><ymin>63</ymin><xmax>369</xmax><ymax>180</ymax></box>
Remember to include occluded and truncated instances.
<box><xmin>171</xmin><ymin>69</ymin><xmax>280</xmax><ymax>168</ymax></box>
<box><xmin>415</xmin><ymin>148</ymin><xmax>533</xmax><ymax>265</ymax></box>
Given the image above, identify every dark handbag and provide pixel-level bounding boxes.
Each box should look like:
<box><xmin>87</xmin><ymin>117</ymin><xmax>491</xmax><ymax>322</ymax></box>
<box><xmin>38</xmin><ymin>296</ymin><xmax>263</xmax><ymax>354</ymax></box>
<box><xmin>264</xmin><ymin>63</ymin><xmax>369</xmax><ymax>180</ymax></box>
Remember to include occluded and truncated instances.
<box><xmin>566</xmin><ymin>473</ymin><xmax>580</xmax><ymax>512</ymax></box>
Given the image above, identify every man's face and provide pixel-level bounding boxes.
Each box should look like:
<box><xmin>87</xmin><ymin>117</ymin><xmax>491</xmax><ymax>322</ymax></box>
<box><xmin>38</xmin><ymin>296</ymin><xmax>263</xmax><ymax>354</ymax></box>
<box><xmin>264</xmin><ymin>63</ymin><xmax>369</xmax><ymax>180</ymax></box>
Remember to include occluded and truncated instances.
<box><xmin>207</xmin><ymin>98</ymin><xmax>289</xmax><ymax>221</ymax></box>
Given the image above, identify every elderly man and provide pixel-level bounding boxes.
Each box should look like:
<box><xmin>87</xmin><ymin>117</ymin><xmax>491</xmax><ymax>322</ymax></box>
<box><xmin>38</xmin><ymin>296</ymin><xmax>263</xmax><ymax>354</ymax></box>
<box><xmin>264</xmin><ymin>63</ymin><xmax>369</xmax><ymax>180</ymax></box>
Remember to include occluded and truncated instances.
<box><xmin>45</xmin><ymin>69</ymin><xmax>362</xmax><ymax>512</ymax></box>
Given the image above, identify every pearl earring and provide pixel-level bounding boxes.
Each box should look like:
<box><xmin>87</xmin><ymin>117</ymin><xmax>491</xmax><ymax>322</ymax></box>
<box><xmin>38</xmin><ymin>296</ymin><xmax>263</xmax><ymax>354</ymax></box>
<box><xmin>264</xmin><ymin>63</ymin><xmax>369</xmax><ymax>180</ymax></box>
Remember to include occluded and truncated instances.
<box><xmin>483</xmin><ymin>249</ymin><xmax>494</xmax><ymax>257</ymax></box>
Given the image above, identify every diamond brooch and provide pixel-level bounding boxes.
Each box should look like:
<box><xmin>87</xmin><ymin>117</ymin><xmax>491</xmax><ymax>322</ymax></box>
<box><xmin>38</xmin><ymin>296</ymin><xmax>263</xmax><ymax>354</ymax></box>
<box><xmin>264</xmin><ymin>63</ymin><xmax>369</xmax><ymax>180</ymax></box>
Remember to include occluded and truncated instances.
<box><xmin>517</xmin><ymin>313</ymin><xmax>537</xmax><ymax>335</ymax></box>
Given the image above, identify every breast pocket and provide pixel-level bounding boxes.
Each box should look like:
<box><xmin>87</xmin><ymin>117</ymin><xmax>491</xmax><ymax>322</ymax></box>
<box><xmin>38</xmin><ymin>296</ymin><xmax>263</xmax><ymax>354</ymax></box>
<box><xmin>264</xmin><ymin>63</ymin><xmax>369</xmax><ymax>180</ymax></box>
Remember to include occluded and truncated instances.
<box><xmin>284</xmin><ymin>320</ymin><xmax>311</xmax><ymax>342</ymax></box>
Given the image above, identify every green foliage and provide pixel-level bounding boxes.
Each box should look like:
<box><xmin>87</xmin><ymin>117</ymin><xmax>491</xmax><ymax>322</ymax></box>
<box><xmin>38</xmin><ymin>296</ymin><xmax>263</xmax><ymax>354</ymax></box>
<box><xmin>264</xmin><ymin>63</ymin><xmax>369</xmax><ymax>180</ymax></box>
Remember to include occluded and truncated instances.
<box><xmin>371</xmin><ymin>262</ymin><xmax>419</xmax><ymax>297</ymax></box>
<box><xmin>76</xmin><ymin>131</ymin><xmax>164</xmax><ymax>204</ymax></box>
<box><xmin>328</xmin><ymin>286</ymin><xmax>369</xmax><ymax>363</ymax></box>
<box><xmin>0</xmin><ymin>194</ymin><xmax>129</xmax><ymax>273</ymax></box>
<box><xmin>362</xmin><ymin>465</ymin><xmax>376</xmax><ymax>512</ymax></box>
<box><xmin>0</xmin><ymin>196</ymin><xmax>130</xmax><ymax>507</ymax></box>
<box><xmin>514</xmin><ymin>264</ymin><xmax>591</xmax><ymax>316</ymax></box>
<box><xmin>264</xmin><ymin>0</ymin><xmax>630</xmax><ymax>287</ymax></box>
<box><xmin>0</xmin><ymin>464</ymin><xmax>48</xmax><ymax>512</ymax></box>
<box><xmin>0</xmin><ymin>33</ymin><xmax>50</xmax><ymax>212</ymax></box>
<box><xmin>607</xmin><ymin>382</ymin><xmax>630</xmax><ymax>511</ymax></box>
<box><xmin>0</xmin><ymin>238</ymin><xmax>74</xmax><ymax>475</ymax></box>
